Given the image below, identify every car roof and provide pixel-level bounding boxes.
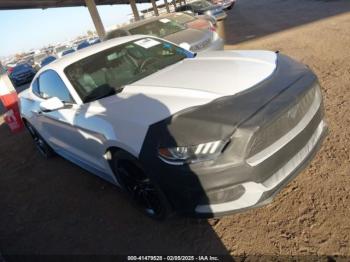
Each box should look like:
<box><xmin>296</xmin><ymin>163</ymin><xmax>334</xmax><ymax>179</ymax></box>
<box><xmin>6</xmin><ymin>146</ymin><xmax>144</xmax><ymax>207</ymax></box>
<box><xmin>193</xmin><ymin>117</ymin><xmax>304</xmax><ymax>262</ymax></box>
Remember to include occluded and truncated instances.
<box><xmin>37</xmin><ymin>35</ymin><xmax>146</xmax><ymax>73</ymax></box>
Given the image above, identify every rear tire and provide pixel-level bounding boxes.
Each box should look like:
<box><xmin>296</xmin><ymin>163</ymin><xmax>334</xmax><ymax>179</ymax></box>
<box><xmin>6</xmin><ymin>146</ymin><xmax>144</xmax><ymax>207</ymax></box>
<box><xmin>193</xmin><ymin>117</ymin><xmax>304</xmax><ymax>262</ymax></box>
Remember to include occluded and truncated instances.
<box><xmin>111</xmin><ymin>150</ymin><xmax>172</xmax><ymax>220</ymax></box>
<box><xmin>25</xmin><ymin>121</ymin><xmax>55</xmax><ymax>158</ymax></box>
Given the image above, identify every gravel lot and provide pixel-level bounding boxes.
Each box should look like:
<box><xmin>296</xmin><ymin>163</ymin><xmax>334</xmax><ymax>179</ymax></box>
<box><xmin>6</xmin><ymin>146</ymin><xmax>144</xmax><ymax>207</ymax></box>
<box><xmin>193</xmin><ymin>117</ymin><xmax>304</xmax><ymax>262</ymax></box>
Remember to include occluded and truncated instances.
<box><xmin>0</xmin><ymin>0</ymin><xmax>349</xmax><ymax>260</ymax></box>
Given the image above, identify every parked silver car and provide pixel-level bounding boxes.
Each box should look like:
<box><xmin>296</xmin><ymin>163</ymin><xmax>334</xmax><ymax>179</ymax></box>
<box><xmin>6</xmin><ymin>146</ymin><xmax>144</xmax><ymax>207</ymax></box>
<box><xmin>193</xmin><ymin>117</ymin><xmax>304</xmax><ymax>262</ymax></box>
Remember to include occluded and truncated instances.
<box><xmin>19</xmin><ymin>36</ymin><xmax>327</xmax><ymax>219</ymax></box>
<box><xmin>104</xmin><ymin>14</ymin><xmax>223</xmax><ymax>52</ymax></box>
<box><xmin>175</xmin><ymin>0</ymin><xmax>227</xmax><ymax>21</ymax></box>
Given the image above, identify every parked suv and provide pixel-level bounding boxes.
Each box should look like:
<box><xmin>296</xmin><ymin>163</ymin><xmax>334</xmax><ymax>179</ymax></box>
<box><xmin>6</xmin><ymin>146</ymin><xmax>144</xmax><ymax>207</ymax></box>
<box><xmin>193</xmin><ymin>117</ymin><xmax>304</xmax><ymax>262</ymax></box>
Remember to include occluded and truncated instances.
<box><xmin>9</xmin><ymin>63</ymin><xmax>36</xmax><ymax>87</ymax></box>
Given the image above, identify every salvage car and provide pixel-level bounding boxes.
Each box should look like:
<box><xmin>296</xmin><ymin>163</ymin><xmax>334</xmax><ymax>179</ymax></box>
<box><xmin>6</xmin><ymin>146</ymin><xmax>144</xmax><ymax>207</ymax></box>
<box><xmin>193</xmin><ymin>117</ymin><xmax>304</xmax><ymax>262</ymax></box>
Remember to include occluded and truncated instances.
<box><xmin>104</xmin><ymin>15</ymin><xmax>223</xmax><ymax>52</ymax></box>
<box><xmin>19</xmin><ymin>36</ymin><xmax>327</xmax><ymax>219</ymax></box>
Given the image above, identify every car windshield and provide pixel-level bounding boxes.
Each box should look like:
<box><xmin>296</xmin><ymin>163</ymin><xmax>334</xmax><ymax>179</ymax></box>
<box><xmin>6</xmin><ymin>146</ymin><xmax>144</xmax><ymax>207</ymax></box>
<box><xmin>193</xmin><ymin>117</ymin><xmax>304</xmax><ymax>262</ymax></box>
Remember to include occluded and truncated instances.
<box><xmin>191</xmin><ymin>0</ymin><xmax>213</xmax><ymax>9</ymax></box>
<box><xmin>65</xmin><ymin>38</ymin><xmax>194</xmax><ymax>103</ymax></box>
<box><xmin>129</xmin><ymin>19</ymin><xmax>186</xmax><ymax>38</ymax></box>
<box><xmin>13</xmin><ymin>64</ymin><xmax>31</xmax><ymax>73</ymax></box>
<box><xmin>170</xmin><ymin>13</ymin><xmax>196</xmax><ymax>24</ymax></box>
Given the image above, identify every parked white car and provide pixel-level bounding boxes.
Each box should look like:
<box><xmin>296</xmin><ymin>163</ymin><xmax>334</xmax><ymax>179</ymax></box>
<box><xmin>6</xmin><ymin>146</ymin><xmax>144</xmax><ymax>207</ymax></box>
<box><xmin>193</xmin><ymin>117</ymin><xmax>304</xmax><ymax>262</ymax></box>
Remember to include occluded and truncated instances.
<box><xmin>54</xmin><ymin>45</ymin><xmax>71</xmax><ymax>58</ymax></box>
<box><xmin>19</xmin><ymin>36</ymin><xmax>327</xmax><ymax>219</ymax></box>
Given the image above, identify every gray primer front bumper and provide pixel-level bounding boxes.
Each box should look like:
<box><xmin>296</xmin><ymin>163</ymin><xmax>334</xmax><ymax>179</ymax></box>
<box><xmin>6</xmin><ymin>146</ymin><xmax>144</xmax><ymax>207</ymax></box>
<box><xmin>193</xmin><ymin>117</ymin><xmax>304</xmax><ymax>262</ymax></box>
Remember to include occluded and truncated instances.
<box><xmin>194</xmin><ymin>119</ymin><xmax>327</xmax><ymax>217</ymax></box>
<box><xmin>139</xmin><ymin>54</ymin><xmax>327</xmax><ymax>217</ymax></box>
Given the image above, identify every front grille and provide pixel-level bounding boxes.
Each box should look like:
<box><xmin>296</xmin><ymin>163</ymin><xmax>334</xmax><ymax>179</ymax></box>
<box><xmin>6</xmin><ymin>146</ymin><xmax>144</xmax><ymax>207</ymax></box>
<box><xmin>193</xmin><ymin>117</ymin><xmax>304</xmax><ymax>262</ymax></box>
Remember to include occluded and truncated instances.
<box><xmin>249</xmin><ymin>84</ymin><xmax>321</xmax><ymax>158</ymax></box>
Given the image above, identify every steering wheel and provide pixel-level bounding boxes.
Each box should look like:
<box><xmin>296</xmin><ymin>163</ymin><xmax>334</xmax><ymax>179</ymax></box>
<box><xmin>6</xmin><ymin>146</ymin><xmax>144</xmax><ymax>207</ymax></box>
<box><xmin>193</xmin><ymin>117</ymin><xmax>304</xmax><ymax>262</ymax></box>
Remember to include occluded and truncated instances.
<box><xmin>139</xmin><ymin>57</ymin><xmax>159</xmax><ymax>71</ymax></box>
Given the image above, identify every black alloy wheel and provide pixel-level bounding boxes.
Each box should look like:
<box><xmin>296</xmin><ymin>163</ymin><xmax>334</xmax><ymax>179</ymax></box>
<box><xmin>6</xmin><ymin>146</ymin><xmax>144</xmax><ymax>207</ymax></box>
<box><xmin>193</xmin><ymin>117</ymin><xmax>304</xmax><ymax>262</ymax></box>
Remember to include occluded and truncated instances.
<box><xmin>112</xmin><ymin>151</ymin><xmax>171</xmax><ymax>220</ymax></box>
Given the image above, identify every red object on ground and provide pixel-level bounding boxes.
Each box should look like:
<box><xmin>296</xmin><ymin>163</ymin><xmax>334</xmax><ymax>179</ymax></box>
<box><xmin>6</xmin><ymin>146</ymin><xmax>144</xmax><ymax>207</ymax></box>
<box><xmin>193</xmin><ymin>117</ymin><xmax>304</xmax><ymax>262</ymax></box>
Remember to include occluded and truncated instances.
<box><xmin>0</xmin><ymin>92</ymin><xmax>24</xmax><ymax>133</ymax></box>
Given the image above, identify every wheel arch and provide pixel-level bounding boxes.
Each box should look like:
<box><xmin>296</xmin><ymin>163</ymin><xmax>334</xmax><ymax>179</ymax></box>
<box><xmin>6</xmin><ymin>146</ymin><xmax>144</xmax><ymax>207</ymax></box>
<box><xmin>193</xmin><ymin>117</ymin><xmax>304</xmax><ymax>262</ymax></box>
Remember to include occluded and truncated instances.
<box><xmin>21</xmin><ymin>117</ymin><xmax>28</xmax><ymax>123</ymax></box>
<box><xmin>104</xmin><ymin>146</ymin><xmax>139</xmax><ymax>178</ymax></box>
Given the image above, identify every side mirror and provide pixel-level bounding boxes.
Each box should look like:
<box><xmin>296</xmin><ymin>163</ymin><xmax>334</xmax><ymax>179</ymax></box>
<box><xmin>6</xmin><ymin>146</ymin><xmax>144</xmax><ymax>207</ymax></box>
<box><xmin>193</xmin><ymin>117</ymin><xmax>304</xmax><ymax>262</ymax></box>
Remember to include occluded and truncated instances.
<box><xmin>179</xmin><ymin>42</ymin><xmax>191</xmax><ymax>51</ymax></box>
<box><xmin>39</xmin><ymin>97</ymin><xmax>65</xmax><ymax>112</ymax></box>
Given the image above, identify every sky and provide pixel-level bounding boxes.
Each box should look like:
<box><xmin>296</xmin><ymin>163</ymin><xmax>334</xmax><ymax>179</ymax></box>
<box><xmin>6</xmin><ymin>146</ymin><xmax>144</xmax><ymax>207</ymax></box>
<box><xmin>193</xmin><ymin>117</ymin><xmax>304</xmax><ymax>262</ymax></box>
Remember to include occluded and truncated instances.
<box><xmin>0</xmin><ymin>3</ymin><xmax>153</xmax><ymax>58</ymax></box>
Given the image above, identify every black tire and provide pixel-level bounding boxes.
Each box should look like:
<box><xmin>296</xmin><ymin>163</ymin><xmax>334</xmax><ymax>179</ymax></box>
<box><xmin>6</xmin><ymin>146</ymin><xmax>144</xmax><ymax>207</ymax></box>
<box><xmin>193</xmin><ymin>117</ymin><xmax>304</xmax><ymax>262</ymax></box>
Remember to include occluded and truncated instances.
<box><xmin>226</xmin><ymin>2</ymin><xmax>235</xmax><ymax>10</ymax></box>
<box><xmin>25</xmin><ymin>121</ymin><xmax>55</xmax><ymax>158</ymax></box>
<box><xmin>112</xmin><ymin>150</ymin><xmax>172</xmax><ymax>220</ymax></box>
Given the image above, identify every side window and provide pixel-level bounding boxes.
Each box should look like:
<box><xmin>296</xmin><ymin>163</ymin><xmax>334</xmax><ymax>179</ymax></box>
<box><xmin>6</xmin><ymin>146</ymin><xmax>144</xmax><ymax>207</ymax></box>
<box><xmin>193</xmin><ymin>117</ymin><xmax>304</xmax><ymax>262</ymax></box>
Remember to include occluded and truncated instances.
<box><xmin>32</xmin><ymin>79</ymin><xmax>40</xmax><ymax>96</ymax></box>
<box><xmin>38</xmin><ymin>70</ymin><xmax>73</xmax><ymax>103</ymax></box>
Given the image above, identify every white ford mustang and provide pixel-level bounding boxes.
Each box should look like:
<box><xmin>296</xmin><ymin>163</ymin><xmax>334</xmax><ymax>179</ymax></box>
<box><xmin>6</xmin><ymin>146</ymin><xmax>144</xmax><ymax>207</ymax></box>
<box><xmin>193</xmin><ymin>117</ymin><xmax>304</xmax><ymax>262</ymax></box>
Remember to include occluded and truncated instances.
<box><xmin>19</xmin><ymin>35</ymin><xmax>327</xmax><ymax>219</ymax></box>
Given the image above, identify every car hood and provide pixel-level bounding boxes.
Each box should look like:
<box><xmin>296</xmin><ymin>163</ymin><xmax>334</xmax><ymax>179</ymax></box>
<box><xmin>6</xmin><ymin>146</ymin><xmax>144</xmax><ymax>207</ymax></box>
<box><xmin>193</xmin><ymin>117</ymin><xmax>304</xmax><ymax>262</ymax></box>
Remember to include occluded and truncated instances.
<box><xmin>139</xmin><ymin>53</ymin><xmax>315</xmax><ymax>150</ymax></box>
<box><xmin>20</xmin><ymin>53</ymin><xmax>312</xmax><ymax>157</ymax></box>
<box><xmin>164</xmin><ymin>28</ymin><xmax>211</xmax><ymax>48</ymax></box>
<box><xmin>87</xmin><ymin>50</ymin><xmax>277</xmax><ymax>128</ymax></box>
<box><xmin>129</xmin><ymin>50</ymin><xmax>277</xmax><ymax>97</ymax></box>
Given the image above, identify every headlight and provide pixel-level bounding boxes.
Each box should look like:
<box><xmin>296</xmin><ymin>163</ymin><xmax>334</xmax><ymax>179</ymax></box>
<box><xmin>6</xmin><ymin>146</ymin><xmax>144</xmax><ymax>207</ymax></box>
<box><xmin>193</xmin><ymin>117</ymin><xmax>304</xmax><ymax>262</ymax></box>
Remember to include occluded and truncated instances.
<box><xmin>158</xmin><ymin>140</ymin><xmax>228</xmax><ymax>165</ymax></box>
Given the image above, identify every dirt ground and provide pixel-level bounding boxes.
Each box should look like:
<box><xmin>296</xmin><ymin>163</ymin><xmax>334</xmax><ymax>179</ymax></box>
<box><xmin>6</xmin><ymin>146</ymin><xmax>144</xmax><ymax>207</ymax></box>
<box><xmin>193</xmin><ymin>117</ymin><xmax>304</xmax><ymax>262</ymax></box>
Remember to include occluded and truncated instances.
<box><xmin>1</xmin><ymin>0</ymin><xmax>350</xmax><ymax>260</ymax></box>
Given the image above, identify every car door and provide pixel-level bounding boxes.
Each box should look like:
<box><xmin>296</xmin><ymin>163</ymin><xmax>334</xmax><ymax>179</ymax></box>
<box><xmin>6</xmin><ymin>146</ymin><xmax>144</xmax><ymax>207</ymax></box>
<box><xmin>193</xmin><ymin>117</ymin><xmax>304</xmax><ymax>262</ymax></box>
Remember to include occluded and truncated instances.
<box><xmin>34</xmin><ymin>70</ymin><xmax>107</xmax><ymax>173</ymax></box>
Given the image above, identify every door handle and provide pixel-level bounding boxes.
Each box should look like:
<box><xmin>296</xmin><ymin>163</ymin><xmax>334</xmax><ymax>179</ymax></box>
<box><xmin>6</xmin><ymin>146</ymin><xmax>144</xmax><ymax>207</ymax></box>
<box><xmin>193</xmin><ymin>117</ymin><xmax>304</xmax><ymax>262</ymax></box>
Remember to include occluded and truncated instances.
<box><xmin>31</xmin><ymin>109</ymin><xmax>42</xmax><ymax>115</ymax></box>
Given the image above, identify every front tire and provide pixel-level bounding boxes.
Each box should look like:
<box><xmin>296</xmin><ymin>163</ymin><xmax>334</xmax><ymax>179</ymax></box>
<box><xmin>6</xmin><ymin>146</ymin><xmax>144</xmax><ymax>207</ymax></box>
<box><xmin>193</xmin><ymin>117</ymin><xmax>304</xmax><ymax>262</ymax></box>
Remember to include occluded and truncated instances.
<box><xmin>25</xmin><ymin>121</ymin><xmax>55</xmax><ymax>158</ymax></box>
<box><xmin>112</xmin><ymin>151</ymin><xmax>171</xmax><ymax>220</ymax></box>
